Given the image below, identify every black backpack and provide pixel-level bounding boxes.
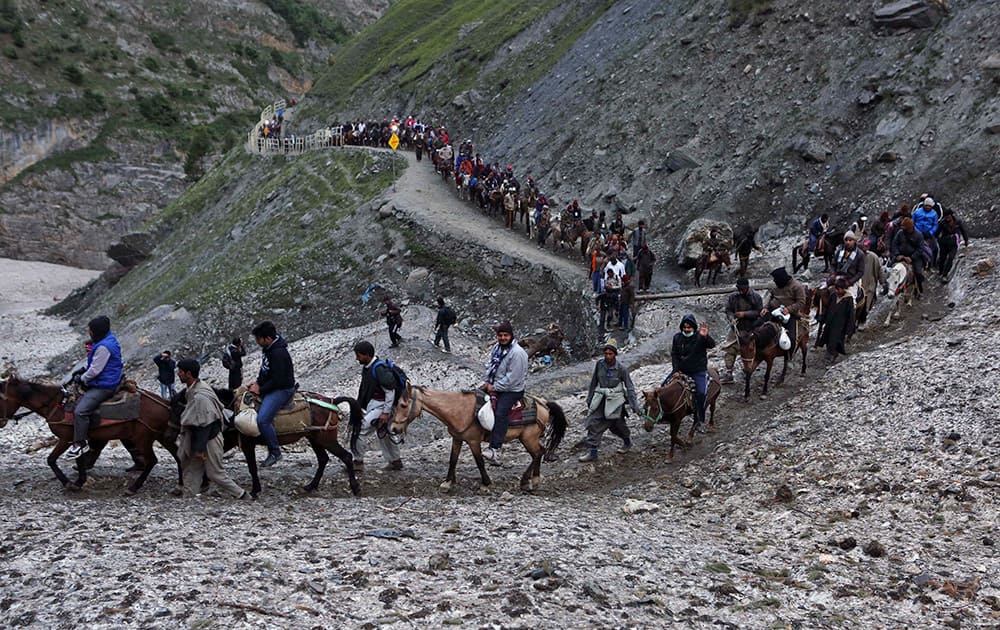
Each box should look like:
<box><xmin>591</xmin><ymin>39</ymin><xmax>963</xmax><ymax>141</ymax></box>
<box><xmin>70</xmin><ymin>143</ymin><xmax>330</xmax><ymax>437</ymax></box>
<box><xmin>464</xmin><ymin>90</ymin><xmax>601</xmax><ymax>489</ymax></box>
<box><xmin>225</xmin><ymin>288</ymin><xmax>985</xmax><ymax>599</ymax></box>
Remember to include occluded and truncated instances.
<box><xmin>371</xmin><ymin>359</ymin><xmax>408</xmax><ymax>402</ymax></box>
<box><xmin>442</xmin><ymin>306</ymin><xmax>457</xmax><ymax>326</ymax></box>
<box><xmin>221</xmin><ymin>349</ymin><xmax>233</xmax><ymax>370</ymax></box>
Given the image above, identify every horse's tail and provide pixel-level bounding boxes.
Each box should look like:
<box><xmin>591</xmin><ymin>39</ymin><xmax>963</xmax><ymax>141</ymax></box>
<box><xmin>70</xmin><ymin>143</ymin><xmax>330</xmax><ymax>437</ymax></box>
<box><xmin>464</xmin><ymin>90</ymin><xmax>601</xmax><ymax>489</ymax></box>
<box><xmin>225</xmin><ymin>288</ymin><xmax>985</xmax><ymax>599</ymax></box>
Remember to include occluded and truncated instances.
<box><xmin>791</xmin><ymin>244</ymin><xmax>799</xmax><ymax>272</ymax></box>
<box><xmin>332</xmin><ymin>396</ymin><xmax>364</xmax><ymax>453</ymax></box>
<box><xmin>544</xmin><ymin>402</ymin><xmax>567</xmax><ymax>455</ymax></box>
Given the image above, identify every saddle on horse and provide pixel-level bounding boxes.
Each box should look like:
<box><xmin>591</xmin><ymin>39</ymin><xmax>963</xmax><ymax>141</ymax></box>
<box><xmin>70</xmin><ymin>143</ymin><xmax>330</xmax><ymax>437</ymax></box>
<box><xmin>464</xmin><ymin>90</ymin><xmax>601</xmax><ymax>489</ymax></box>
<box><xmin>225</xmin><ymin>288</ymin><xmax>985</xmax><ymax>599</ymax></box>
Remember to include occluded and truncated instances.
<box><xmin>60</xmin><ymin>380</ymin><xmax>141</xmax><ymax>425</ymax></box>
<box><xmin>473</xmin><ymin>390</ymin><xmax>542</xmax><ymax>428</ymax></box>
<box><xmin>233</xmin><ymin>387</ymin><xmax>314</xmax><ymax>437</ymax></box>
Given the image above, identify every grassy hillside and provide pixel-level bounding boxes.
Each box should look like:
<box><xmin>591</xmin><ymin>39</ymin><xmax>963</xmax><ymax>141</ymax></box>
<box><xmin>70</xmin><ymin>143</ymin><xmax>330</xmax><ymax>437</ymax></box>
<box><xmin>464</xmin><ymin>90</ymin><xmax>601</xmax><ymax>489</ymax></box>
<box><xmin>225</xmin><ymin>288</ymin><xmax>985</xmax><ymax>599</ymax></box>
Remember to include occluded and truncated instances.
<box><xmin>90</xmin><ymin>147</ymin><xmax>402</xmax><ymax>324</ymax></box>
<box><xmin>0</xmin><ymin>0</ymin><xmax>355</xmax><ymax>177</ymax></box>
<box><xmin>307</xmin><ymin>0</ymin><xmax>613</xmax><ymax>114</ymax></box>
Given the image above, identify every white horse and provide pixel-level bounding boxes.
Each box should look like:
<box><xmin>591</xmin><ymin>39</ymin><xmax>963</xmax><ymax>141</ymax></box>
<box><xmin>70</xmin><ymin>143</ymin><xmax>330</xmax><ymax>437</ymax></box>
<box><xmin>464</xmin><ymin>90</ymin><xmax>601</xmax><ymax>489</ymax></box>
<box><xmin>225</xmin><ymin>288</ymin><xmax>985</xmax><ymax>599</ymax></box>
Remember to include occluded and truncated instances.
<box><xmin>883</xmin><ymin>261</ymin><xmax>915</xmax><ymax>325</ymax></box>
<box><xmin>458</xmin><ymin>172</ymin><xmax>472</xmax><ymax>201</ymax></box>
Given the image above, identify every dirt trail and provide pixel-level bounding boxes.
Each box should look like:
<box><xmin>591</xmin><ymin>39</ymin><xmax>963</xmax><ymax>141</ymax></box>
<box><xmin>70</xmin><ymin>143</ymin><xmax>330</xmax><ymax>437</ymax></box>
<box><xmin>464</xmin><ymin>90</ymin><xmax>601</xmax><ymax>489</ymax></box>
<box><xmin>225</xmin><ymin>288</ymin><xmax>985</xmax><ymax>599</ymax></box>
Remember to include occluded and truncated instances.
<box><xmin>386</xmin><ymin>152</ymin><xmax>586</xmax><ymax>280</ymax></box>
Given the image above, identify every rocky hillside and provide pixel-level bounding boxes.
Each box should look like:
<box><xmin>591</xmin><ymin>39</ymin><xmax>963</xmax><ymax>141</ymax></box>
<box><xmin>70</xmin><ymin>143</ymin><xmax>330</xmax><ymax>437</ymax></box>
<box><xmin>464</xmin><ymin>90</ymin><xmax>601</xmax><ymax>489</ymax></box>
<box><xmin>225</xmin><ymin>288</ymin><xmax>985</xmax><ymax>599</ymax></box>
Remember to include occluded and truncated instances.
<box><xmin>305</xmin><ymin>0</ymin><xmax>1000</xmax><ymax>255</ymax></box>
<box><xmin>0</xmin><ymin>0</ymin><xmax>388</xmax><ymax>268</ymax></box>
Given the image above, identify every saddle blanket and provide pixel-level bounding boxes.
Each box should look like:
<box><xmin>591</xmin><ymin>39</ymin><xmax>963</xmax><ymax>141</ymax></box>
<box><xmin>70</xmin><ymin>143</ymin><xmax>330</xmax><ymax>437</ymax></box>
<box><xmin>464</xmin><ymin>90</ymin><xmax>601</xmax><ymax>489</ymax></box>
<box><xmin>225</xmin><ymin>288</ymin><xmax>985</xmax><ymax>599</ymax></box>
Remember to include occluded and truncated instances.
<box><xmin>474</xmin><ymin>391</ymin><xmax>538</xmax><ymax>427</ymax></box>
<box><xmin>61</xmin><ymin>390</ymin><xmax>141</xmax><ymax>423</ymax></box>
<box><xmin>235</xmin><ymin>388</ymin><xmax>313</xmax><ymax>435</ymax></box>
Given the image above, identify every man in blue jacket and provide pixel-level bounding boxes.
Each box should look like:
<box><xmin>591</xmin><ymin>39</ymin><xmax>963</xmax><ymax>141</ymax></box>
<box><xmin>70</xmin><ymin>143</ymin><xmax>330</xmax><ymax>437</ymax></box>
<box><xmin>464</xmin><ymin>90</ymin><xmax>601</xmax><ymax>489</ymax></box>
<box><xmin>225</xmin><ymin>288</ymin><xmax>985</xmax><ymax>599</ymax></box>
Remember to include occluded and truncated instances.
<box><xmin>247</xmin><ymin>321</ymin><xmax>296</xmax><ymax>468</ymax></box>
<box><xmin>68</xmin><ymin>316</ymin><xmax>123</xmax><ymax>459</ymax></box>
<box><xmin>912</xmin><ymin>197</ymin><xmax>940</xmax><ymax>266</ymax></box>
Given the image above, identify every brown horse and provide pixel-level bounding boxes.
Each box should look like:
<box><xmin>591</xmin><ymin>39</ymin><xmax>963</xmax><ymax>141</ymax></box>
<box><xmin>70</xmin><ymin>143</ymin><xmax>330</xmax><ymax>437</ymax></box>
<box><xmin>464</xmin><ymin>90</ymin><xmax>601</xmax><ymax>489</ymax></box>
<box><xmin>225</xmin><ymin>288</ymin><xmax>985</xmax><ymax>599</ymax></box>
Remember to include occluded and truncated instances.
<box><xmin>560</xmin><ymin>219</ymin><xmax>591</xmax><ymax>257</ymax></box>
<box><xmin>792</xmin><ymin>232</ymin><xmax>843</xmax><ymax>273</ymax></box>
<box><xmin>0</xmin><ymin>373</ymin><xmax>178</xmax><ymax>494</ymax></box>
<box><xmin>232</xmin><ymin>389</ymin><xmax>363</xmax><ymax>497</ymax></box>
<box><xmin>390</xmin><ymin>384</ymin><xmax>567</xmax><ymax>492</ymax></box>
<box><xmin>739</xmin><ymin>319</ymin><xmax>809</xmax><ymax>400</ymax></box>
<box><xmin>694</xmin><ymin>252</ymin><xmax>732</xmax><ymax>287</ymax></box>
<box><xmin>640</xmin><ymin>369</ymin><xmax>721</xmax><ymax>461</ymax></box>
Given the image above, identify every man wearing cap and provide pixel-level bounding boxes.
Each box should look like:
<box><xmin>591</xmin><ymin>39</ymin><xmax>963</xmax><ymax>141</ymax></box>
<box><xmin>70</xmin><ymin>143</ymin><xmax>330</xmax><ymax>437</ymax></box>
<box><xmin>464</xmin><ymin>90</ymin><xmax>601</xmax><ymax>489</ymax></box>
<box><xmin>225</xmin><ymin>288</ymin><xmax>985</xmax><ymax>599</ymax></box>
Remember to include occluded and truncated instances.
<box><xmin>480</xmin><ymin>321</ymin><xmax>529</xmax><ymax>466</ymax></box>
<box><xmin>890</xmin><ymin>217</ymin><xmax>927</xmax><ymax>295</ymax></box>
<box><xmin>720</xmin><ymin>278</ymin><xmax>763</xmax><ymax>384</ymax></box>
<box><xmin>912</xmin><ymin>198</ymin><xmax>940</xmax><ymax>266</ymax></box>
<box><xmin>829</xmin><ymin>231</ymin><xmax>865</xmax><ymax>302</ymax></box>
<box><xmin>760</xmin><ymin>267</ymin><xmax>808</xmax><ymax>344</ymax></box>
<box><xmin>67</xmin><ymin>315</ymin><xmax>124</xmax><ymax>459</ymax></box>
<box><xmin>579</xmin><ymin>339</ymin><xmax>641</xmax><ymax>462</ymax></box>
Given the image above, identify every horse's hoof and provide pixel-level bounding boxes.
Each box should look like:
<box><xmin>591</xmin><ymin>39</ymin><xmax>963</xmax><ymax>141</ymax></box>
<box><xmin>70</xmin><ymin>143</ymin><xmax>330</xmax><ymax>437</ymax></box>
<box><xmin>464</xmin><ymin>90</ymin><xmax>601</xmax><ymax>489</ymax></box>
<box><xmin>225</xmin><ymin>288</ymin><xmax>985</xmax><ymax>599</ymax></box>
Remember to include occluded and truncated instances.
<box><xmin>759</xmin><ymin>393</ymin><xmax>769</xmax><ymax>400</ymax></box>
<box><xmin>350</xmin><ymin>482</ymin><xmax>362</xmax><ymax>497</ymax></box>
<box><xmin>302</xmin><ymin>484</ymin><xmax>318</xmax><ymax>494</ymax></box>
<box><xmin>643</xmin><ymin>420</ymin><xmax>654</xmax><ymax>433</ymax></box>
<box><xmin>439</xmin><ymin>481</ymin><xmax>453</xmax><ymax>493</ymax></box>
<box><xmin>124</xmin><ymin>487</ymin><xmax>138</xmax><ymax>496</ymax></box>
<box><xmin>65</xmin><ymin>483</ymin><xmax>82</xmax><ymax>493</ymax></box>
<box><xmin>543</xmin><ymin>453</ymin><xmax>558</xmax><ymax>463</ymax></box>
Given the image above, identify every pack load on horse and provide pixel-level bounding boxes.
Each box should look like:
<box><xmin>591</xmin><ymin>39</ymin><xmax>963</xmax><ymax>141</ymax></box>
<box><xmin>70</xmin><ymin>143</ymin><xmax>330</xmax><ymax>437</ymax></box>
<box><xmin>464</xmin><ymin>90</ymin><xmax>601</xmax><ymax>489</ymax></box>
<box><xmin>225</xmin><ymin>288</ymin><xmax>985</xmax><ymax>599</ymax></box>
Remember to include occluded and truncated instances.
<box><xmin>390</xmin><ymin>384</ymin><xmax>567</xmax><ymax>492</ymax></box>
<box><xmin>231</xmin><ymin>386</ymin><xmax>363</xmax><ymax>497</ymax></box>
<box><xmin>0</xmin><ymin>364</ymin><xmax>179</xmax><ymax>494</ymax></box>
<box><xmin>640</xmin><ymin>370</ymin><xmax>722</xmax><ymax>460</ymax></box>
<box><xmin>694</xmin><ymin>230</ymin><xmax>732</xmax><ymax>287</ymax></box>
<box><xmin>738</xmin><ymin>312</ymin><xmax>809</xmax><ymax>400</ymax></box>
<box><xmin>883</xmin><ymin>260</ymin><xmax>917</xmax><ymax>326</ymax></box>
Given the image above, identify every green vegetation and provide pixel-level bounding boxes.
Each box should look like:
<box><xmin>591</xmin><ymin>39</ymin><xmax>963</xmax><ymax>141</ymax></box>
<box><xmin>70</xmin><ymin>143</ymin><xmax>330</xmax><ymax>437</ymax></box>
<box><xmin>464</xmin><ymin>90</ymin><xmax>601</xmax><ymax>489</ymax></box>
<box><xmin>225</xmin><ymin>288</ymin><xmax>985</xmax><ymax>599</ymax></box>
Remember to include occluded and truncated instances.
<box><xmin>136</xmin><ymin>93</ymin><xmax>176</xmax><ymax>127</ymax></box>
<box><xmin>93</xmin><ymin>149</ymin><xmax>400</xmax><ymax>320</ymax></box>
<box><xmin>311</xmin><ymin>0</ymin><xmax>612</xmax><ymax>107</ymax></box>
<box><xmin>149</xmin><ymin>31</ymin><xmax>176</xmax><ymax>51</ymax></box>
<box><xmin>14</xmin><ymin>144</ymin><xmax>116</xmax><ymax>180</ymax></box>
<box><xmin>0</xmin><ymin>0</ymin><xmax>22</xmax><ymax>35</ymax></box>
<box><xmin>61</xmin><ymin>64</ymin><xmax>84</xmax><ymax>85</ymax></box>
<box><xmin>261</xmin><ymin>0</ymin><xmax>348</xmax><ymax>47</ymax></box>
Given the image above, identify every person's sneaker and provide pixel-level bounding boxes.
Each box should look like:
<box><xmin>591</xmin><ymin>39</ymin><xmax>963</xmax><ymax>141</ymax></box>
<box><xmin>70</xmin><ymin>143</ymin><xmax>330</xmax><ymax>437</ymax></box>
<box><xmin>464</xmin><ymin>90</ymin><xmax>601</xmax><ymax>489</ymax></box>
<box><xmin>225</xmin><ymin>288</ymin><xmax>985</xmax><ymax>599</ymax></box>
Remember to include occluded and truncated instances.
<box><xmin>578</xmin><ymin>449</ymin><xmax>599</xmax><ymax>463</ymax></box>
<box><xmin>615</xmin><ymin>441</ymin><xmax>632</xmax><ymax>454</ymax></box>
<box><xmin>65</xmin><ymin>442</ymin><xmax>89</xmax><ymax>459</ymax></box>
<box><xmin>381</xmin><ymin>459</ymin><xmax>403</xmax><ymax>471</ymax></box>
<box><xmin>260</xmin><ymin>452</ymin><xmax>282</xmax><ymax>468</ymax></box>
<box><xmin>484</xmin><ymin>447</ymin><xmax>502</xmax><ymax>466</ymax></box>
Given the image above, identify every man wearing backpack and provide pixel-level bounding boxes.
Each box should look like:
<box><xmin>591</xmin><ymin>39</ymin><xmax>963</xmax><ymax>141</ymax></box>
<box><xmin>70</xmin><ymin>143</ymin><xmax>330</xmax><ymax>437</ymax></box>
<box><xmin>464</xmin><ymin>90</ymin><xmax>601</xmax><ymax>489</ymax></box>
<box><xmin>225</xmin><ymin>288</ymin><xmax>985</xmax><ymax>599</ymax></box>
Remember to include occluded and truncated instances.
<box><xmin>434</xmin><ymin>297</ymin><xmax>456</xmax><ymax>353</ymax></box>
<box><xmin>381</xmin><ymin>297</ymin><xmax>404</xmax><ymax>347</ymax></box>
<box><xmin>352</xmin><ymin>340</ymin><xmax>405</xmax><ymax>472</ymax></box>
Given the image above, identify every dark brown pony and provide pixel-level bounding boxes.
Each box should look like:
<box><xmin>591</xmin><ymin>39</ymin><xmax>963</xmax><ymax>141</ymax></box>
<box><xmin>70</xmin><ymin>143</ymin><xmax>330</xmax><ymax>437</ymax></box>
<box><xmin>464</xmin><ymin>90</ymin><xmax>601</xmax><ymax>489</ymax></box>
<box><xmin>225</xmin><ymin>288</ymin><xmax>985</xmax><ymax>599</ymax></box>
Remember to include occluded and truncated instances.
<box><xmin>738</xmin><ymin>319</ymin><xmax>809</xmax><ymax>400</ymax></box>
<box><xmin>390</xmin><ymin>384</ymin><xmax>567</xmax><ymax>492</ymax></box>
<box><xmin>560</xmin><ymin>219</ymin><xmax>591</xmax><ymax>257</ymax></box>
<box><xmin>792</xmin><ymin>231</ymin><xmax>842</xmax><ymax>273</ymax></box>
<box><xmin>0</xmin><ymin>373</ymin><xmax>178</xmax><ymax>494</ymax></box>
<box><xmin>810</xmin><ymin>285</ymin><xmax>868</xmax><ymax>345</ymax></box>
<box><xmin>232</xmin><ymin>389</ymin><xmax>363</xmax><ymax>497</ymax></box>
<box><xmin>694</xmin><ymin>252</ymin><xmax>731</xmax><ymax>287</ymax></box>
<box><xmin>640</xmin><ymin>369</ymin><xmax>721</xmax><ymax>461</ymax></box>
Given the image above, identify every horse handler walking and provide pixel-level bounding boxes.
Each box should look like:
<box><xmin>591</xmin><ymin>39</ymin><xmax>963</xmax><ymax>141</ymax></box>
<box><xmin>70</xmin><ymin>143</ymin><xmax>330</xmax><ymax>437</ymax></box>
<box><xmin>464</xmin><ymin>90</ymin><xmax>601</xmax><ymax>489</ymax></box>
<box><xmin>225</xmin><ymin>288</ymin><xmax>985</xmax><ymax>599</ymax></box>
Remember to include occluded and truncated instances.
<box><xmin>578</xmin><ymin>339</ymin><xmax>641</xmax><ymax>462</ymax></box>
<box><xmin>176</xmin><ymin>359</ymin><xmax>247</xmax><ymax>499</ymax></box>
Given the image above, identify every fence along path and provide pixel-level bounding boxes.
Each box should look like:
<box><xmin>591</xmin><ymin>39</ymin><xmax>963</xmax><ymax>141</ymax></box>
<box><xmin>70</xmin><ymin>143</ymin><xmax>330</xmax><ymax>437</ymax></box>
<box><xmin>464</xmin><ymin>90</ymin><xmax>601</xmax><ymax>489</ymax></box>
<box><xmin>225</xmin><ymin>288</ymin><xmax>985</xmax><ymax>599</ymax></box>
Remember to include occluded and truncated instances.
<box><xmin>245</xmin><ymin>99</ymin><xmax>344</xmax><ymax>156</ymax></box>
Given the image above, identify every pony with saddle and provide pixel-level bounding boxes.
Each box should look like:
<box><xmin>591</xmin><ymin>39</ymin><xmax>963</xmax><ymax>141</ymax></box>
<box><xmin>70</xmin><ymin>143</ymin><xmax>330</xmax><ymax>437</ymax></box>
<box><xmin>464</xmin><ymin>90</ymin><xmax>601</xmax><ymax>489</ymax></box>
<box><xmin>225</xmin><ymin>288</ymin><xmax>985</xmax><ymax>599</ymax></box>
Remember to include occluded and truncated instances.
<box><xmin>390</xmin><ymin>384</ymin><xmax>567</xmax><ymax>492</ymax></box>
<box><xmin>810</xmin><ymin>283</ymin><xmax>869</xmax><ymax>345</ymax></box>
<box><xmin>231</xmin><ymin>387</ymin><xmax>363</xmax><ymax>497</ymax></box>
<box><xmin>0</xmin><ymin>366</ymin><xmax>178</xmax><ymax>494</ymax></box>
<box><xmin>793</xmin><ymin>231</ymin><xmax>843</xmax><ymax>273</ymax></box>
<box><xmin>640</xmin><ymin>370</ymin><xmax>722</xmax><ymax>461</ymax></box>
<box><xmin>738</xmin><ymin>317</ymin><xmax>809</xmax><ymax>400</ymax></box>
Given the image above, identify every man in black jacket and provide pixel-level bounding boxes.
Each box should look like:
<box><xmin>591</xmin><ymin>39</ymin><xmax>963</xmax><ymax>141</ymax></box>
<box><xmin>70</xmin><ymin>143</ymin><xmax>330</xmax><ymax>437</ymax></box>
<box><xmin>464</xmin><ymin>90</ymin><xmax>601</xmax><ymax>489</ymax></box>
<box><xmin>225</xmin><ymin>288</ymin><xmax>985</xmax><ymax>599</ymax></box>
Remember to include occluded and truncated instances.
<box><xmin>247</xmin><ymin>321</ymin><xmax>296</xmax><ymax>467</ymax></box>
<box><xmin>433</xmin><ymin>297</ymin><xmax>455</xmax><ymax>353</ymax></box>
<box><xmin>225</xmin><ymin>337</ymin><xmax>245</xmax><ymax>390</ymax></box>
<box><xmin>662</xmin><ymin>314</ymin><xmax>716</xmax><ymax>431</ymax></box>
<box><xmin>153</xmin><ymin>350</ymin><xmax>176</xmax><ymax>400</ymax></box>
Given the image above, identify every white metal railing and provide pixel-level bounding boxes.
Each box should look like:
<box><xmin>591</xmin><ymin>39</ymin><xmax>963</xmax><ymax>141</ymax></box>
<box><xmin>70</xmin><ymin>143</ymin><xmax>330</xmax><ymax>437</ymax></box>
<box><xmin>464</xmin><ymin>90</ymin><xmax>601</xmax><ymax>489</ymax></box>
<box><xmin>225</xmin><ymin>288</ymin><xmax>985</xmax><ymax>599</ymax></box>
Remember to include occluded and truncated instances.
<box><xmin>245</xmin><ymin>99</ymin><xmax>288</xmax><ymax>154</ymax></box>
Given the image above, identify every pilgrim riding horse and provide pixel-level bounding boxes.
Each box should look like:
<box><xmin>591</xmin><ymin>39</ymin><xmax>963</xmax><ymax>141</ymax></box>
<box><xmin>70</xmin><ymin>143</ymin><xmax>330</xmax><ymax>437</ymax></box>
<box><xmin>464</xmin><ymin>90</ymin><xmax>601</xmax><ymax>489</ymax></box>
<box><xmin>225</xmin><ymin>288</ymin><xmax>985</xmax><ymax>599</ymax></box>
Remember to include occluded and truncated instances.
<box><xmin>739</xmin><ymin>317</ymin><xmax>809</xmax><ymax>400</ymax></box>
<box><xmin>390</xmin><ymin>384</ymin><xmax>567</xmax><ymax>492</ymax></box>
<box><xmin>0</xmin><ymin>368</ymin><xmax>178</xmax><ymax>494</ymax></box>
<box><xmin>792</xmin><ymin>231</ymin><xmax>843</xmax><ymax>273</ymax></box>
<box><xmin>231</xmin><ymin>387</ymin><xmax>363</xmax><ymax>497</ymax></box>
<box><xmin>810</xmin><ymin>283</ymin><xmax>869</xmax><ymax>345</ymax></box>
<box><xmin>640</xmin><ymin>369</ymin><xmax>722</xmax><ymax>461</ymax></box>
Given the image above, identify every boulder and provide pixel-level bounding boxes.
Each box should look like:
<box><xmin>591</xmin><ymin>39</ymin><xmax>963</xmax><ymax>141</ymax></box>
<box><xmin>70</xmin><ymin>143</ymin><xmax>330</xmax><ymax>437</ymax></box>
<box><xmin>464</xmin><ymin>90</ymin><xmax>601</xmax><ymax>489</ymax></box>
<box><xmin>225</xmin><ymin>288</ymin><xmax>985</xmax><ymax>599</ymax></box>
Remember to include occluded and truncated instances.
<box><xmin>106</xmin><ymin>232</ymin><xmax>155</xmax><ymax>267</ymax></box>
<box><xmin>980</xmin><ymin>53</ymin><xmax>1000</xmax><ymax>81</ymax></box>
<box><xmin>791</xmin><ymin>136</ymin><xmax>831</xmax><ymax>163</ymax></box>
<box><xmin>406</xmin><ymin>267</ymin><xmax>430</xmax><ymax>284</ymax></box>
<box><xmin>664</xmin><ymin>150</ymin><xmax>700</xmax><ymax>173</ymax></box>
<box><xmin>873</xmin><ymin>1</ymin><xmax>945</xmax><ymax>30</ymax></box>
<box><xmin>674</xmin><ymin>219</ymin><xmax>734</xmax><ymax>269</ymax></box>
<box><xmin>985</xmin><ymin>119</ymin><xmax>1000</xmax><ymax>135</ymax></box>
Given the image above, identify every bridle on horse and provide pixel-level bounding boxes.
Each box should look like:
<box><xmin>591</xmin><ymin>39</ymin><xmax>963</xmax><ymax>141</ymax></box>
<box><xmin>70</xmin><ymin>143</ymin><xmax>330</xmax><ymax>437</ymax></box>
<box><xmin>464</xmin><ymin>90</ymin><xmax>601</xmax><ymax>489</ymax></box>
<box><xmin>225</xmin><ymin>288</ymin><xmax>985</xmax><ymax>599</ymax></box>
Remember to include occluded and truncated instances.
<box><xmin>642</xmin><ymin>379</ymin><xmax>693</xmax><ymax>426</ymax></box>
<box><xmin>0</xmin><ymin>379</ymin><xmax>40</xmax><ymax>423</ymax></box>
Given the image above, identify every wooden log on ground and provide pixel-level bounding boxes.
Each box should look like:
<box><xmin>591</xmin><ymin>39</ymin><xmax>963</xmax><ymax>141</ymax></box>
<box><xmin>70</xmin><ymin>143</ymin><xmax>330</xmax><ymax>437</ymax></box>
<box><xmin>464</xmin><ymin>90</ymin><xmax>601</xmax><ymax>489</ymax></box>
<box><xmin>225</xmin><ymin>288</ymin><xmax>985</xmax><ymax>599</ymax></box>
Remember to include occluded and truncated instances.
<box><xmin>634</xmin><ymin>284</ymin><xmax>772</xmax><ymax>301</ymax></box>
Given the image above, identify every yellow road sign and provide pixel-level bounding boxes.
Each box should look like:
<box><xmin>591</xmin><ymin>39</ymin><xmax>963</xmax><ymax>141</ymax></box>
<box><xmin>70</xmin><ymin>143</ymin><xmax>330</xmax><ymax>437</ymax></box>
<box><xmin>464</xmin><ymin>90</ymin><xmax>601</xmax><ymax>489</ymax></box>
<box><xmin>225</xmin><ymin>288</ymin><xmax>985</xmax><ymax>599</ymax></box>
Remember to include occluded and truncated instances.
<box><xmin>388</xmin><ymin>133</ymin><xmax>399</xmax><ymax>151</ymax></box>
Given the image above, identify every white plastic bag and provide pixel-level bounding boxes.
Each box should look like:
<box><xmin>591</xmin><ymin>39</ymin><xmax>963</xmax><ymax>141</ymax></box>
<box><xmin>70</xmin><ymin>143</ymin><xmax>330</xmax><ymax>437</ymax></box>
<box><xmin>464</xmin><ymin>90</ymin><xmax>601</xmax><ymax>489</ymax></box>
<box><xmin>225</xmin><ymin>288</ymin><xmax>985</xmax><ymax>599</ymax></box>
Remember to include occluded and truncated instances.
<box><xmin>234</xmin><ymin>407</ymin><xmax>261</xmax><ymax>437</ymax></box>
<box><xmin>477</xmin><ymin>400</ymin><xmax>495</xmax><ymax>430</ymax></box>
<box><xmin>778</xmin><ymin>328</ymin><xmax>792</xmax><ymax>351</ymax></box>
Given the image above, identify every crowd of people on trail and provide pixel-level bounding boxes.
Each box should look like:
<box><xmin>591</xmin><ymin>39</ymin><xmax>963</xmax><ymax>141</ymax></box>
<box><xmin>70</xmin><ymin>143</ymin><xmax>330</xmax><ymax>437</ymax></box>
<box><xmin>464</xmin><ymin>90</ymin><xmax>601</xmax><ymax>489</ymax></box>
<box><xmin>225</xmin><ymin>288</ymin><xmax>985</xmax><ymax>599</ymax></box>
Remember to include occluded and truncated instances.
<box><xmin>254</xmin><ymin>107</ymin><xmax>285</xmax><ymax>151</ymax></box>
